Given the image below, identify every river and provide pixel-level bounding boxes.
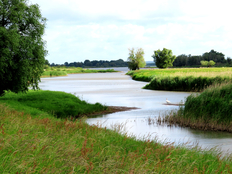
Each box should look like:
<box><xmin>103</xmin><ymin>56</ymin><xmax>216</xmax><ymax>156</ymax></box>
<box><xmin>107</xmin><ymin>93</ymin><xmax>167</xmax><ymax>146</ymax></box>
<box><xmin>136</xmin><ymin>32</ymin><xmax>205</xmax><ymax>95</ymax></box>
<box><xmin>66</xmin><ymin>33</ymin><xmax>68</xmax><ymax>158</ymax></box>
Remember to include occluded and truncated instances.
<box><xmin>39</xmin><ymin>67</ymin><xmax>232</xmax><ymax>154</ymax></box>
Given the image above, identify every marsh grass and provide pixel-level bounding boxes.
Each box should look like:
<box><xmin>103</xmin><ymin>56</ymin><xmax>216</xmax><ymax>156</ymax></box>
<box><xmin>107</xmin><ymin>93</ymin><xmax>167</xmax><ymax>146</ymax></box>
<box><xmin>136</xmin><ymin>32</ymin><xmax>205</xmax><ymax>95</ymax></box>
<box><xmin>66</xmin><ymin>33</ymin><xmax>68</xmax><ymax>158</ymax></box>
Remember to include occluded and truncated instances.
<box><xmin>159</xmin><ymin>83</ymin><xmax>232</xmax><ymax>132</ymax></box>
<box><xmin>127</xmin><ymin>68</ymin><xmax>232</xmax><ymax>91</ymax></box>
<box><xmin>41</xmin><ymin>67</ymin><xmax>117</xmax><ymax>77</ymax></box>
<box><xmin>0</xmin><ymin>104</ymin><xmax>232</xmax><ymax>173</ymax></box>
<box><xmin>0</xmin><ymin>90</ymin><xmax>107</xmax><ymax>119</ymax></box>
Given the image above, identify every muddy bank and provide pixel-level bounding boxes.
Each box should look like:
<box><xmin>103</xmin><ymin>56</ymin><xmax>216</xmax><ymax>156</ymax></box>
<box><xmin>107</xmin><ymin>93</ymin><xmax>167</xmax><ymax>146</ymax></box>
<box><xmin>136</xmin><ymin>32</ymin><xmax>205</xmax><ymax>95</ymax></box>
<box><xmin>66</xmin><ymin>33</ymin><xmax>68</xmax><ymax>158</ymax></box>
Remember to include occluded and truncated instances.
<box><xmin>80</xmin><ymin>106</ymin><xmax>139</xmax><ymax>118</ymax></box>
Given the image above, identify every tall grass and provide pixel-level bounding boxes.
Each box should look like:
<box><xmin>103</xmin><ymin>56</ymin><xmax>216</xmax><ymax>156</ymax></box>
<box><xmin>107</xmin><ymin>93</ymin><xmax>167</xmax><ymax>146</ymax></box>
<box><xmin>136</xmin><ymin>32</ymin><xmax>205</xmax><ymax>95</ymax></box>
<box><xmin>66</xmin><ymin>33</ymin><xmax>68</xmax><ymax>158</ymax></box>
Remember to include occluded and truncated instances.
<box><xmin>145</xmin><ymin>76</ymin><xmax>230</xmax><ymax>92</ymax></box>
<box><xmin>127</xmin><ymin>68</ymin><xmax>232</xmax><ymax>91</ymax></box>
<box><xmin>0</xmin><ymin>103</ymin><xmax>232</xmax><ymax>173</ymax></box>
<box><xmin>162</xmin><ymin>83</ymin><xmax>232</xmax><ymax>132</ymax></box>
<box><xmin>42</xmin><ymin>70</ymin><xmax>67</xmax><ymax>77</ymax></box>
<box><xmin>0</xmin><ymin>90</ymin><xmax>107</xmax><ymax>119</ymax></box>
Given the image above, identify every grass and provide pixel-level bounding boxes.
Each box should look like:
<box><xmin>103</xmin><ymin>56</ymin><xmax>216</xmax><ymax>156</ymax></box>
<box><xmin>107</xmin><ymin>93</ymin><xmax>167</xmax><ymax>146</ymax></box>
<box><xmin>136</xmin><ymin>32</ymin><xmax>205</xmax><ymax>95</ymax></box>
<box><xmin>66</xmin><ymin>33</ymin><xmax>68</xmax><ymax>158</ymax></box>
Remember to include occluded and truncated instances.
<box><xmin>0</xmin><ymin>103</ymin><xmax>232</xmax><ymax>173</ymax></box>
<box><xmin>0</xmin><ymin>90</ymin><xmax>107</xmax><ymax>119</ymax></box>
<box><xmin>42</xmin><ymin>67</ymin><xmax>117</xmax><ymax>77</ymax></box>
<box><xmin>160</xmin><ymin>83</ymin><xmax>232</xmax><ymax>132</ymax></box>
<box><xmin>127</xmin><ymin>67</ymin><xmax>232</xmax><ymax>91</ymax></box>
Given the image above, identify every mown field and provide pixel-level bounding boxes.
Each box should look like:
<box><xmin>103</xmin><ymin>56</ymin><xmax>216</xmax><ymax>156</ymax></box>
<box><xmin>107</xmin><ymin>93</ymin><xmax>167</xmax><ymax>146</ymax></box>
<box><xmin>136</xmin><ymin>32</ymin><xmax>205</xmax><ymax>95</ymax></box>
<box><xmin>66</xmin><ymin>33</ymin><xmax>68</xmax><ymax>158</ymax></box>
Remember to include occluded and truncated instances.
<box><xmin>0</xmin><ymin>90</ymin><xmax>232</xmax><ymax>173</ymax></box>
<box><xmin>127</xmin><ymin>67</ymin><xmax>232</xmax><ymax>91</ymax></box>
<box><xmin>42</xmin><ymin>67</ymin><xmax>117</xmax><ymax>77</ymax></box>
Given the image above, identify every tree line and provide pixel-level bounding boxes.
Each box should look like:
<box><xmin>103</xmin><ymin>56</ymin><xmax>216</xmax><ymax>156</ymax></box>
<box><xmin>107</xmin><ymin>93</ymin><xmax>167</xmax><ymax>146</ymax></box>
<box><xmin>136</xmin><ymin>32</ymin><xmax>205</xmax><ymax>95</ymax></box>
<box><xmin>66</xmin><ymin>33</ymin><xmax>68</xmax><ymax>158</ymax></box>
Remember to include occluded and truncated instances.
<box><xmin>49</xmin><ymin>59</ymin><xmax>128</xmax><ymax>68</ymax></box>
<box><xmin>173</xmin><ymin>50</ymin><xmax>231</xmax><ymax>67</ymax></box>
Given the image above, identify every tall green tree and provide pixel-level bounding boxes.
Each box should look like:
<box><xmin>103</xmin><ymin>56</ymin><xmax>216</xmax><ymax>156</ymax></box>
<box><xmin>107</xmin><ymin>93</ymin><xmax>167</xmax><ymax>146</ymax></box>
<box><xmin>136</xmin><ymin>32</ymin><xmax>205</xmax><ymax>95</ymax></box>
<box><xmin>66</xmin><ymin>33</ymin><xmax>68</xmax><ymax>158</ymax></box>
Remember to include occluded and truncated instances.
<box><xmin>127</xmin><ymin>48</ymin><xmax>146</xmax><ymax>70</ymax></box>
<box><xmin>202</xmin><ymin>50</ymin><xmax>225</xmax><ymax>63</ymax></box>
<box><xmin>0</xmin><ymin>0</ymin><xmax>47</xmax><ymax>95</ymax></box>
<box><xmin>152</xmin><ymin>48</ymin><xmax>176</xmax><ymax>68</ymax></box>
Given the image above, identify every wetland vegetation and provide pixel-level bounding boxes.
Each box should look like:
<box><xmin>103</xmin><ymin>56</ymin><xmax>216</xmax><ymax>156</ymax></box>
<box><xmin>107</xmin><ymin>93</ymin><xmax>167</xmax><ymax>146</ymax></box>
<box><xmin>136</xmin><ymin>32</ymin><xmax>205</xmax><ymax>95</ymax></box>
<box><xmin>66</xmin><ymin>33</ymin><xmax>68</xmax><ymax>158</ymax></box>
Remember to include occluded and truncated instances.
<box><xmin>162</xmin><ymin>83</ymin><xmax>232</xmax><ymax>132</ymax></box>
<box><xmin>128</xmin><ymin>67</ymin><xmax>232</xmax><ymax>133</ymax></box>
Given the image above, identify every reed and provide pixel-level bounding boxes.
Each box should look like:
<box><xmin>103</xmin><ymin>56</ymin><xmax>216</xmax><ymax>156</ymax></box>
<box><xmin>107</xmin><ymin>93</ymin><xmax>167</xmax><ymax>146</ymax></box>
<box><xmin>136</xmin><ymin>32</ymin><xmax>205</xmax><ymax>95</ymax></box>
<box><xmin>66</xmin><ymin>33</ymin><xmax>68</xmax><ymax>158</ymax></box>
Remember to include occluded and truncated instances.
<box><xmin>160</xmin><ymin>83</ymin><xmax>232</xmax><ymax>132</ymax></box>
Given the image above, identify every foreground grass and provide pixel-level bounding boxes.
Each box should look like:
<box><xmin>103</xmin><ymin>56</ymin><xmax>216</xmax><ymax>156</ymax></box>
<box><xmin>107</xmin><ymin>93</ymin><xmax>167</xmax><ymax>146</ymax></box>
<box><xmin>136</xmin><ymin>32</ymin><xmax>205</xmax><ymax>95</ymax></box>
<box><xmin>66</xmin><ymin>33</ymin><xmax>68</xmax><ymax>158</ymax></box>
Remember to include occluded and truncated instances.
<box><xmin>0</xmin><ymin>90</ymin><xmax>107</xmax><ymax>119</ymax></box>
<box><xmin>127</xmin><ymin>68</ymin><xmax>232</xmax><ymax>91</ymax></box>
<box><xmin>1</xmin><ymin>104</ymin><xmax>232</xmax><ymax>173</ymax></box>
<box><xmin>162</xmin><ymin>83</ymin><xmax>232</xmax><ymax>132</ymax></box>
<box><xmin>42</xmin><ymin>67</ymin><xmax>117</xmax><ymax>77</ymax></box>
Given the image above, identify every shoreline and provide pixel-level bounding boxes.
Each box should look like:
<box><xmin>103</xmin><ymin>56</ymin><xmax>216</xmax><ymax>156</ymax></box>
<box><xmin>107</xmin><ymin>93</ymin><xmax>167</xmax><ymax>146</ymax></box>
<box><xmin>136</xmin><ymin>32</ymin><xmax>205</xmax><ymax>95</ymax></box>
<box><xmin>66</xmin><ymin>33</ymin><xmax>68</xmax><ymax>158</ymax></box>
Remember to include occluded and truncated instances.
<box><xmin>79</xmin><ymin>106</ymin><xmax>139</xmax><ymax>117</ymax></box>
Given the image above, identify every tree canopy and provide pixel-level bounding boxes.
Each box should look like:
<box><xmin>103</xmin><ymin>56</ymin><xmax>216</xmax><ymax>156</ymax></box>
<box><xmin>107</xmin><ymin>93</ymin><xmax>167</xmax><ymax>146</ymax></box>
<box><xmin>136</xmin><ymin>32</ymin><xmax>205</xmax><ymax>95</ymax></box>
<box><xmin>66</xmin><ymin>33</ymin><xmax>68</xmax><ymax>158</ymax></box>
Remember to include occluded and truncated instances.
<box><xmin>173</xmin><ymin>50</ymin><xmax>228</xmax><ymax>67</ymax></box>
<box><xmin>127</xmin><ymin>48</ymin><xmax>146</xmax><ymax>70</ymax></box>
<box><xmin>52</xmin><ymin>59</ymin><xmax>128</xmax><ymax>67</ymax></box>
<box><xmin>152</xmin><ymin>48</ymin><xmax>176</xmax><ymax>68</ymax></box>
<box><xmin>0</xmin><ymin>0</ymin><xmax>47</xmax><ymax>95</ymax></box>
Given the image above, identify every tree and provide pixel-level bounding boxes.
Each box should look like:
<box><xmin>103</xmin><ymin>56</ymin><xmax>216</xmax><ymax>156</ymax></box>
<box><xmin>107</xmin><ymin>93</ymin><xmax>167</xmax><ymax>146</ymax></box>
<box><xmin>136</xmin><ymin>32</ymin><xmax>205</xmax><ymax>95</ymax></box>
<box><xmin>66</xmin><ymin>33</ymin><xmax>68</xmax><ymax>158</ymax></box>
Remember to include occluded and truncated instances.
<box><xmin>200</xmin><ymin>60</ymin><xmax>216</xmax><ymax>67</ymax></box>
<box><xmin>152</xmin><ymin>48</ymin><xmax>176</xmax><ymax>68</ymax></box>
<box><xmin>202</xmin><ymin>50</ymin><xmax>225</xmax><ymax>63</ymax></box>
<box><xmin>227</xmin><ymin>57</ymin><xmax>232</xmax><ymax>64</ymax></box>
<box><xmin>208</xmin><ymin>60</ymin><xmax>216</xmax><ymax>67</ymax></box>
<box><xmin>127</xmin><ymin>48</ymin><xmax>146</xmax><ymax>70</ymax></box>
<box><xmin>0</xmin><ymin>0</ymin><xmax>47</xmax><ymax>96</ymax></box>
<box><xmin>200</xmin><ymin>61</ymin><xmax>209</xmax><ymax>67</ymax></box>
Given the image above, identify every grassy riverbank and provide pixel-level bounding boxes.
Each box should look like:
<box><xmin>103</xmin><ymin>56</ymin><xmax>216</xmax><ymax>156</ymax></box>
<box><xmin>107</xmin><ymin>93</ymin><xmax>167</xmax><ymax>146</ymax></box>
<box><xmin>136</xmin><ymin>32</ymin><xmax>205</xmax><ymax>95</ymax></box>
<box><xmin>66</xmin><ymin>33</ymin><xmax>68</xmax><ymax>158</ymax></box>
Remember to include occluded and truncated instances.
<box><xmin>0</xmin><ymin>90</ymin><xmax>108</xmax><ymax>119</ymax></box>
<box><xmin>127</xmin><ymin>68</ymin><xmax>232</xmax><ymax>91</ymax></box>
<box><xmin>42</xmin><ymin>67</ymin><xmax>117</xmax><ymax>77</ymax></box>
<box><xmin>0</xmin><ymin>102</ymin><xmax>232</xmax><ymax>172</ymax></box>
<box><xmin>162</xmin><ymin>83</ymin><xmax>232</xmax><ymax>132</ymax></box>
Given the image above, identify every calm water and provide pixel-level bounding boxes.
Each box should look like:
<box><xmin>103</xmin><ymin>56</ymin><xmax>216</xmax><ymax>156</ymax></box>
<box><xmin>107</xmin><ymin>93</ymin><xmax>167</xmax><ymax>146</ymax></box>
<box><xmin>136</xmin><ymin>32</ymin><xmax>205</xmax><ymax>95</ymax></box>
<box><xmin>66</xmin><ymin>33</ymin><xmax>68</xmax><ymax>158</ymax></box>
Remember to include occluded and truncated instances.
<box><xmin>39</xmin><ymin>68</ymin><xmax>232</xmax><ymax>154</ymax></box>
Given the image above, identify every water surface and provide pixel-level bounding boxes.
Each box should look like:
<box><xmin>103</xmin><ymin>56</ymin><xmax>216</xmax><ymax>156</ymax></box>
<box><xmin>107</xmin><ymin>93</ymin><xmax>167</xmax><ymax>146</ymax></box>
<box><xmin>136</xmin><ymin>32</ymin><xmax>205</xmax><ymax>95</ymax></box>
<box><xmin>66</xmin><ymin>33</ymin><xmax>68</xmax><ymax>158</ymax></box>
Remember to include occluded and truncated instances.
<box><xmin>40</xmin><ymin>68</ymin><xmax>232</xmax><ymax>154</ymax></box>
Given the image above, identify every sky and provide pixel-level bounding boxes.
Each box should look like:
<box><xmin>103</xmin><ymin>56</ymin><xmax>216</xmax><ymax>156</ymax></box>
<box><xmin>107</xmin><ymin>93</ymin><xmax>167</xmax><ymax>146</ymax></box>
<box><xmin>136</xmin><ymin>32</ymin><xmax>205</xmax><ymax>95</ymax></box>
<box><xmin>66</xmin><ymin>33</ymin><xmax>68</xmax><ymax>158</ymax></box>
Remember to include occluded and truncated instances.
<box><xmin>29</xmin><ymin>0</ymin><xmax>232</xmax><ymax>64</ymax></box>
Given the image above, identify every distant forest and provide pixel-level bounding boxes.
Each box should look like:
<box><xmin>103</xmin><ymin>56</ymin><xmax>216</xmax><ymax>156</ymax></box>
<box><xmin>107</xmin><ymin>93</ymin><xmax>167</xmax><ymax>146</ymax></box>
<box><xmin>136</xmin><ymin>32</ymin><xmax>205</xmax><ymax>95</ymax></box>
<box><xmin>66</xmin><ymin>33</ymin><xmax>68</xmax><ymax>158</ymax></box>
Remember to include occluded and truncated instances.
<box><xmin>173</xmin><ymin>50</ymin><xmax>232</xmax><ymax>67</ymax></box>
<box><xmin>47</xmin><ymin>50</ymin><xmax>231</xmax><ymax>68</ymax></box>
<box><xmin>50</xmin><ymin>59</ymin><xmax>128</xmax><ymax>68</ymax></box>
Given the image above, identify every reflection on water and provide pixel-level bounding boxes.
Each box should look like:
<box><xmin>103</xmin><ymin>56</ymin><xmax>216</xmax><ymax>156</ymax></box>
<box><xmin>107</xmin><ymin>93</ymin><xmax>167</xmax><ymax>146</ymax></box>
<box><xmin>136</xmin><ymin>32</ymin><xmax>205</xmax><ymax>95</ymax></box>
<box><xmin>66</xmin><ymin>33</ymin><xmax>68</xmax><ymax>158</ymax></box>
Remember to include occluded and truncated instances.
<box><xmin>39</xmin><ymin>68</ymin><xmax>232</xmax><ymax>154</ymax></box>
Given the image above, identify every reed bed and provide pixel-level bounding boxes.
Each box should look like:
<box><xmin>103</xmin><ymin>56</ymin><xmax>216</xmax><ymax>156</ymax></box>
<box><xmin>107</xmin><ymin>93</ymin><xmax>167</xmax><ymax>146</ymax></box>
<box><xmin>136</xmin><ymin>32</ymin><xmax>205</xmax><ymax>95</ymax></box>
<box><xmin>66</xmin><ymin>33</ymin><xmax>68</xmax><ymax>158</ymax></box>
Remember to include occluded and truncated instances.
<box><xmin>0</xmin><ymin>103</ymin><xmax>232</xmax><ymax>173</ymax></box>
<box><xmin>160</xmin><ymin>83</ymin><xmax>232</xmax><ymax>132</ymax></box>
<box><xmin>127</xmin><ymin>68</ymin><xmax>232</xmax><ymax>91</ymax></box>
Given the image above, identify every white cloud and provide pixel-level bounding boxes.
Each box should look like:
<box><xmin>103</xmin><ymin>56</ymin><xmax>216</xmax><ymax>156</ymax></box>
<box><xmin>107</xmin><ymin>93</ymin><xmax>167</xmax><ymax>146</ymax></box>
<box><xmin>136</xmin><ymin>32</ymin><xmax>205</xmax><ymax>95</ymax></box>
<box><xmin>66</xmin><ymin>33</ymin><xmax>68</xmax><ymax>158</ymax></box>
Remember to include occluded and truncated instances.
<box><xmin>29</xmin><ymin>0</ymin><xmax>232</xmax><ymax>63</ymax></box>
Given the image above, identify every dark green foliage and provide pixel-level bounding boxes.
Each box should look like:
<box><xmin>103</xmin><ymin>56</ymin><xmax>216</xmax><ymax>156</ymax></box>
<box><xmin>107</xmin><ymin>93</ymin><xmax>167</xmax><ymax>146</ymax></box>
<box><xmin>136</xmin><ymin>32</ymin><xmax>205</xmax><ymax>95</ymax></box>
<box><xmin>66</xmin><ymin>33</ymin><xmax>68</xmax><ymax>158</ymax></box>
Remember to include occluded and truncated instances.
<box><xmin>173</xmin><ymin>50</ymin><xmax>226</xmax><ymax>67</ymax></box>
<box><xmin>144</xmin><ymin>76</ymin><xmax>230</xmax><ymax>92</ymax></box>
<box><xmin>202</xmin><ymin>50</ymin><xmax>226</xmax><ymax>63</ymax></box>
<box><xmin>183</xmin><ymin>83</ymin><xmax>232</xmax><ymax>123</ymax></box>
<box><xmin>52</xmin><ymin>59</ymin><xmax>128</xmax><ymax>68</ymax></box>
<box><xmin>0</xmin><ymin>90</ymin><xmax>107</xmax><ymax>118</ymax></box>
<box><xmin>152</xmin><ymin>48</ymin><xmax>176</xmax><ymax>68</ymax></box>
<box><xmin>0</xmin><ymin>0</ymin><xmax>47</xmax><ymax>95</ymax></box>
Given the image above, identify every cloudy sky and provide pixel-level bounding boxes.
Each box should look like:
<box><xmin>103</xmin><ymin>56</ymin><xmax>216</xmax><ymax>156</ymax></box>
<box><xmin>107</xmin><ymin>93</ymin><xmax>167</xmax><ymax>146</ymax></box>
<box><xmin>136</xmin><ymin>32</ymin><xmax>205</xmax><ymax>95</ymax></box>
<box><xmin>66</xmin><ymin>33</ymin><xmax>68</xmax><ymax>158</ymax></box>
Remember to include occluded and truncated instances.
<box><xmin>29</xmin><ymin>0</ymin><xmax>232</xmax><ymax>64</ymax></box>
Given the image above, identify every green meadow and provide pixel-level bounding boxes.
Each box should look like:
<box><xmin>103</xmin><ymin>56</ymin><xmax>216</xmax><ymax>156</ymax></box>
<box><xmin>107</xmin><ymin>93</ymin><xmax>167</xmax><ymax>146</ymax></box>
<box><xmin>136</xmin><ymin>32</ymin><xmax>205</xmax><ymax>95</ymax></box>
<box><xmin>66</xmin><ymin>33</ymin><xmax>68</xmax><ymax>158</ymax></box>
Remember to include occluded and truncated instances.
<box><xmin>0</xmin><ymin>90</ymin><xmax>232</xmax><ymax>173</ymax></box>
